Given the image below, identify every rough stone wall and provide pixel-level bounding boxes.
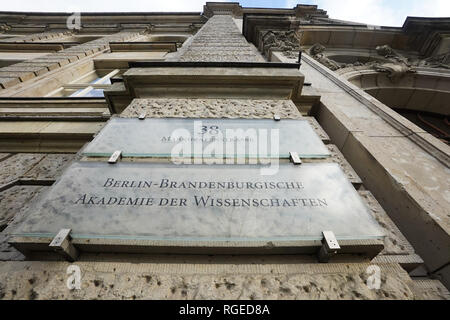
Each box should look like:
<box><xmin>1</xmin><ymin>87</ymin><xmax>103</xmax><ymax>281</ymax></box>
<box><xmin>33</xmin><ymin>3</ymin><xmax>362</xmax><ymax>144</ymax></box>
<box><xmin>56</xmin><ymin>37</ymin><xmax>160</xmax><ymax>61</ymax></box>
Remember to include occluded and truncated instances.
<box><xmin>0</xmin><ymin>153</ymin><xmax>75</xmax><ymax>261</ymax></box>
<box><xmin>122</xmin><ymin>98</ymin><xmax>302</xmax><ymax>119</ymax></box>
<box><xmin>0</xmin><ymin>12</ymin><xmax>448</xmax><ymax>300</ymax></box>
<box><xmin>179</xmin><ymin>15</ymin><xmax>264</xmax><ymax>62</ymax></box>
<box><xmin>0</xmin><ymin>31</ymin><xmax>142</xmax><ymax>89</ymax></box>
<box><xmin>0</xmin><ymin>261</ymin><xmax>434</xmax><ymax>300</ymax></box>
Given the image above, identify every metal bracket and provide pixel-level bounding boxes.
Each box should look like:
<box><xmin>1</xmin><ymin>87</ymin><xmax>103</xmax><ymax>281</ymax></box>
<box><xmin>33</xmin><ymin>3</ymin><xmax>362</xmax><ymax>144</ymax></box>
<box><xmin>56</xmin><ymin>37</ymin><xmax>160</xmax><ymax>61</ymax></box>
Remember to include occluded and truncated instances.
<box><xmin>138</xmin><ymin>113</ymin><xmax>146</xmax><ymax>120</ymax></box>
<box><xmin>318</xmin><ymin>231</ymin><xmax>341</xmax><ymax>263</ymax></box>
<box><xmin>273</xmin><ymin>114</ymin><xmax>281</xmax><ymax>121</ymax></box>
<box><xmin>49</xmin><ymin>229</ymin><xmax>79</xmax><ymax>262</ymax></box>
<box><xmin>290</xmin><ymin>152</ymin><xmax>302</xmax><ymax>165</ymax></box>
<box><xmin>108</xmin><ymin>150</ymin><xmax>122</xmax><ymax>164</ymax></box>
<box><xmin>298</xmin><ymin>50</ymin><xmax>303</xmax><ymax>69</ymax></box>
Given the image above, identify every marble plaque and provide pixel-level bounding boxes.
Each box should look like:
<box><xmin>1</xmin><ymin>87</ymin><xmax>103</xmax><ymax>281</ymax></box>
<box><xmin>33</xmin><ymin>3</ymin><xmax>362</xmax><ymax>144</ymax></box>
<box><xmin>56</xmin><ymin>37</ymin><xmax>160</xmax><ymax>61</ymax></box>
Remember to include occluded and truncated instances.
<box><xmin>82</xmin><ymin>118</ymin><xmax>331</xmax><ymax>159</ymax></box>
<box><xmin>14</xmin><ymin>162</ymin><xmax>384</xmax><ymax>242</ymax></box>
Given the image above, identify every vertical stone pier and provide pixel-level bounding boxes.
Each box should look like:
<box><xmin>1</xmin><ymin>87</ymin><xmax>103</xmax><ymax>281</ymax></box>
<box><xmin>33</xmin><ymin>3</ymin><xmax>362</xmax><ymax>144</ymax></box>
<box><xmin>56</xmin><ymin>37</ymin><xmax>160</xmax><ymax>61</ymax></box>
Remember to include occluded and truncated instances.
<box><xmin>179</xmin><ymin>15</ymin><xmax>264</xmax><ymax>62</ymax></box>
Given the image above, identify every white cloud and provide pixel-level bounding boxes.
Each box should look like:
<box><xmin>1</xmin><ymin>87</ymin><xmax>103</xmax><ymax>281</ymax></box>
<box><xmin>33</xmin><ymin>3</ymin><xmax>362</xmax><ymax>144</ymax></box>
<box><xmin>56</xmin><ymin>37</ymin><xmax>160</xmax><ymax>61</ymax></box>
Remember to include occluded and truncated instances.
<box><xmin>286</xmin><ymin>0</ymin><xmax>450</xmax><ymax>27</ymax></box>
<box><xmin>316</xmin><ymin>0</ymin><xmax>398</xmax><ymax>26</ymax></box>
<box><xmin>408</xmin><ymin>0</ymin><xmax>450</xmax><ymax>19</ymax></box>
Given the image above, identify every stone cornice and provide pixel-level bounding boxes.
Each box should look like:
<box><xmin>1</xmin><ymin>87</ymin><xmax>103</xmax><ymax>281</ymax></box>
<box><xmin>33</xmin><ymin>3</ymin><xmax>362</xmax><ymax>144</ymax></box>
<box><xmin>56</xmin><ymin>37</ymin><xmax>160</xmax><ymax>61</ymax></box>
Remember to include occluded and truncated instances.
<box><xmin>0</xmin><ymin>12</ymin><xmax>206</xmax><ymax>33</ymax></box>
<box><xmin>402</xmin><ymin>17</ymin><xmax>450</xmax><ymax>56</ymax></box>
<box><xmin>204</xmin><ymin>2</ymin><xmax>328</xmax><ymax>18</ymax></box>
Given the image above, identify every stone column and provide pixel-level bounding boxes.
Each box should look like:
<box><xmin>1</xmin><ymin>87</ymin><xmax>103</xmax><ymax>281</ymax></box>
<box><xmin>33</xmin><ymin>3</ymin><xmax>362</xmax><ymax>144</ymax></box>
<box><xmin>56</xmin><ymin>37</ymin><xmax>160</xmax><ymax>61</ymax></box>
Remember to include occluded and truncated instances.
<box><xmin>179</xmin><ymin>15</ymin><xmax>264</xmax><ymax>63</ymax></box>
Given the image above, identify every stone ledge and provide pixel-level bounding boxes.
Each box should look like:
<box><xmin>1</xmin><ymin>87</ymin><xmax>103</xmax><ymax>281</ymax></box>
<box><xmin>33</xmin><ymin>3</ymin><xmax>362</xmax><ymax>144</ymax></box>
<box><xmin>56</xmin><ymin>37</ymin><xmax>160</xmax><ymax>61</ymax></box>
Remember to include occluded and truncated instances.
<box><xmin>120</xmin><ymin>67</ymin><xmax>304</xmax><ymax>104</ymax></box>
<box><xmin>10</xmin><ymin>236</ymin><xmax>384</xmax><ymax>260</ymax></box>
<box><xmin>0</xmin><ymin>77</ymin><xmax>20</xmax><ymax>89</ymax></box>
<box><xmin>0</xmin><ymin>71</ymin><xmax>34</xmax><ymax>82</ymax></box>
<box><xmin>17</xmin><ymin>62</ymin><xmax>60</xmax><ymax>71</ymax></box>
<box><xmin>0</xmin><ymin>66</ymin><xmax>49</xmax><ymax>77</ymax></box>
<box><xmin>0</xmin><ymin>261</ymin><xmax>420</xmax><ymax>300</ymax></box>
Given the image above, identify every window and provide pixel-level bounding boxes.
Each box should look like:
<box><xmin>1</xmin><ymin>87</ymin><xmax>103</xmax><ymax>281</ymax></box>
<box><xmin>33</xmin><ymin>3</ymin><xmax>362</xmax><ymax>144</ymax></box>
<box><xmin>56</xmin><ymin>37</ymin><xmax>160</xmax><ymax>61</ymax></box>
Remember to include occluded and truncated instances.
<box><xmin>45</xmin><ymin>69</ymin><xmax>120</xmax><ymax>98</ymax></box>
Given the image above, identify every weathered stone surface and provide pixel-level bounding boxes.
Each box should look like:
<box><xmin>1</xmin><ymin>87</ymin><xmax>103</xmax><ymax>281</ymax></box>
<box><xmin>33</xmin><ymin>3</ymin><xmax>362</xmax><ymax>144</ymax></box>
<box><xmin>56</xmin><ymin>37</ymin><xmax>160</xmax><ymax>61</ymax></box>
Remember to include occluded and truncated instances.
<box><xmin>411</xmin><ymin>280</ymin><xmax>450</xmax><ymax>300</ymax></box>
<box><xmin>0</xmin><ymin>153</ymin><xmax>10</xmax><ymax>162</ymax></box>
<box><xmin>22</xmin><ymin>154</ymin><xmax>74</xmax><ymax>181</ymax></box>
<box><xmin>0</xmin><ymin>31</ymin><xmax>72</xmax><ymax>43</ymax></box>
<box><xmin>31</xmin><ymin>58</ymin><xmax>70</xmax><ymax>67</ymax></box>
<box><xmin>0</xmin><ymin>186</ymin><xmax>45</xmax><ymax>232</ymax></box>
<box><xmin>0</xmin><ymin>154</ymin><xmax>45</xmax><ymax>186</ymax></box>
<box><xmin>305</xmin><ymin>116</ymin><xmax>331</xmax><ymax>143</ymax></box>
<box><xmin>261</xmin><ymin>30</ymin><xmax>301</xmax><ymax>59</ymax></box>
<box><xmin>121</xmin><ymin>99</ymin><xmax>303</xmax><ymax>119</ymax></box>
<box><xmin>0</xmin><ymin>71</ymin><xmax>34</xmax><ymax>82</ymax></box>
<box><xmin>0</xmin><ymin>77</ymin><xmax>20</xmax><ymax>89</ymax></box>
<box><xmin>1</xmin><ymin>66</ymin><xmax>48</xmax><ymax>76</ymax></box>
<box><xmin>43</xmin><ymin>54</ymin><xmax>79</xmax><ymax>63</ymax></box>
<box><xmin>0</xmin><ymin>184</ymin><xmax>48</xmax><ymax>261</ymax></box>
<box><xmin>179</xmin><ymin>15</ymin><xmax>264</xmax><ymax>63</ymax></box>
<box><xmin>16</xmin><ymin>62</ymin><xmax>60</xmax><ymax>71</ymax></box>
<box><xmin>359</xmin><ymin>191</ymin><xmax>415</xmax><ymax>256</ymax></box>
<box><xmin>0</xmin><ymin>262</ymin><xmax>419</xmax><ymax>300</ymax></box>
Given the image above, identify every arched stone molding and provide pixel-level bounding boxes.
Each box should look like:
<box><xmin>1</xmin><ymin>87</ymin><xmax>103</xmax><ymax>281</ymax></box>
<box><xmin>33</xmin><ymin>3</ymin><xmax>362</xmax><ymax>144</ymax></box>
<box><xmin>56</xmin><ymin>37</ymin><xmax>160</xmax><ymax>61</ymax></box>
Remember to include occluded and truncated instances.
<box><xmin>339</xmin><ymin>68</ymin><xmax>450</xmax><ymax>116</ymax></box>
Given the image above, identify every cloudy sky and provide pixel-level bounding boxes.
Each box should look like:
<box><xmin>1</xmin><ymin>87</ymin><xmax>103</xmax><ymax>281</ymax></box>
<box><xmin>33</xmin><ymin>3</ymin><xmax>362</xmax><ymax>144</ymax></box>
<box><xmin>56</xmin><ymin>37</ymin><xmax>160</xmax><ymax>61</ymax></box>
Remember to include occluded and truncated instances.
<box><xmin>1</xmin><ymin>0</ymin><xmax>449</xmax><ymax>27</ymax></box>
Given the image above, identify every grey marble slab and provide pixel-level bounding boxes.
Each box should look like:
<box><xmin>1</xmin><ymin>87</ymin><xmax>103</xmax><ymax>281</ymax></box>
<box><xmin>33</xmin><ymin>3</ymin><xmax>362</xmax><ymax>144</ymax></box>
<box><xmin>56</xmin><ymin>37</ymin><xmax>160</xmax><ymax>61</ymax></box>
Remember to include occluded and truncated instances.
<box><xmin>14</xmin><ymin>162</ymin><xmax>384</xmax><ymax>242</ymax></box>
<box><xmin>82</xmin><ymin>118</ymin><xmax>331</xmax><ymax>159</ymax></box>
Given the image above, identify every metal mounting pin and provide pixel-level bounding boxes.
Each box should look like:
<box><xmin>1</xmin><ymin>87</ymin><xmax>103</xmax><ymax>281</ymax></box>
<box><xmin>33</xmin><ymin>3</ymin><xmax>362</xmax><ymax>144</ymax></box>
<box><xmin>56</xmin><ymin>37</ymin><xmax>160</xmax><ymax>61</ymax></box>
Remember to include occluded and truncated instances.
<box><xmin>108</xmin><ymin>150</ymin><xmax>122</xmax><ymax>164</ymax></box>
<box><xmin>318</xmin><ymin>231</ymin><xmax>341</xmax><ymax>263</ymax></box>
<box><xmin>290</xmin><ymin>152</ymin><xmax>302</xmax><ymax>165</ymax></box>
<box><xmin>49</xmin><ymin>229</ymin><xmax>79</xmax><ymax>262</ymax></box>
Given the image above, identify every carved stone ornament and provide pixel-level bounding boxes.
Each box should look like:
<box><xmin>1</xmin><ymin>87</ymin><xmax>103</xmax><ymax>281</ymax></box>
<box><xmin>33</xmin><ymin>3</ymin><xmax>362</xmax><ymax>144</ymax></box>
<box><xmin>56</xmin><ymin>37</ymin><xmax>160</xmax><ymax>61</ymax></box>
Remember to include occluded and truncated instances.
<box><xmin>262</xmin><ymin>30</ymin><xmax>301</xmax><ymax>59</ymax></box>
<box><xmin>307</xmin><ymin>43</ymin><xmax>416</xmax><ymax>82</ymax></box>
<box><xmin>413</xmin><ymin>52</ymin><xmax>450</xmax><ymax>69</ymax></box>
<box><xmin>0</xmin><ymin>24</ymin><xmax>11</xmax><ymax>33</ymax></box>
<box><xmin>144</xmin><ymin>24</ymin><xmax>155</xmax><ymax>34</ymax></box>
<box><xmin>372</xmin><ymin>45</ymin><xmax>415</xmax><ymax>82</ymax></box>
<box><xmin>308</xmin><ymin>44</ymin><xmax>347</xmax><ymax>71</ymax></box>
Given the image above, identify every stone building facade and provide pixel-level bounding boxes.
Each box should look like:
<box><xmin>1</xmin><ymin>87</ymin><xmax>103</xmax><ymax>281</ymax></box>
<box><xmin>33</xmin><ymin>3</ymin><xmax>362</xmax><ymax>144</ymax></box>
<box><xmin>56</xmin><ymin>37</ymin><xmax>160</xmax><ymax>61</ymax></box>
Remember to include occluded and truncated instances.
<box><xmin>0</xmin><ymin>2</ymin><xmax>449</xmax><ymax>300</ymax></box>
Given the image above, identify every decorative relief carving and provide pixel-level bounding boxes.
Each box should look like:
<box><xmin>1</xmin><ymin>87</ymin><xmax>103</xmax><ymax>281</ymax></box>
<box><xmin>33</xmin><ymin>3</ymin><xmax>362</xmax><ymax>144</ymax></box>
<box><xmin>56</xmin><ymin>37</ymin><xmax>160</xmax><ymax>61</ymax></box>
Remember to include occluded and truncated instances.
<box><xmin>413</xmin><ymin>52</ymin><xmax>450</xmax><ymax>69</ymax></box>
<box><xmin>372</xmin><ymin>45</ymin><xmax>415</xmax><ymax>82</ymax></box>
<box><xmin>306</xmin><ymin>44</ymin><xmax>408</xmax><ymax>82</ymax></box>
<box><xmin>0</xmin><ymin>24</ymin><xmax>11</xmax><ymax>33</ymax></box>
<box><xmin>308</xmin><ymin>44</ymin><xmax>347</xmax><ymax>71</ymax></box>
<box><xmin>261</xmin><ymin>28</ymin><xmax>450</xmax><ymax>76</ymax></box>
<box><xmin>144</xmin><ymin>24</ymin><xmax>155</xmax><ymax>34</ymax></box>
<box><xmin>262</xmin><ymin>30</ymin><xmax>301</xmax><ymax>59</ymax></box>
